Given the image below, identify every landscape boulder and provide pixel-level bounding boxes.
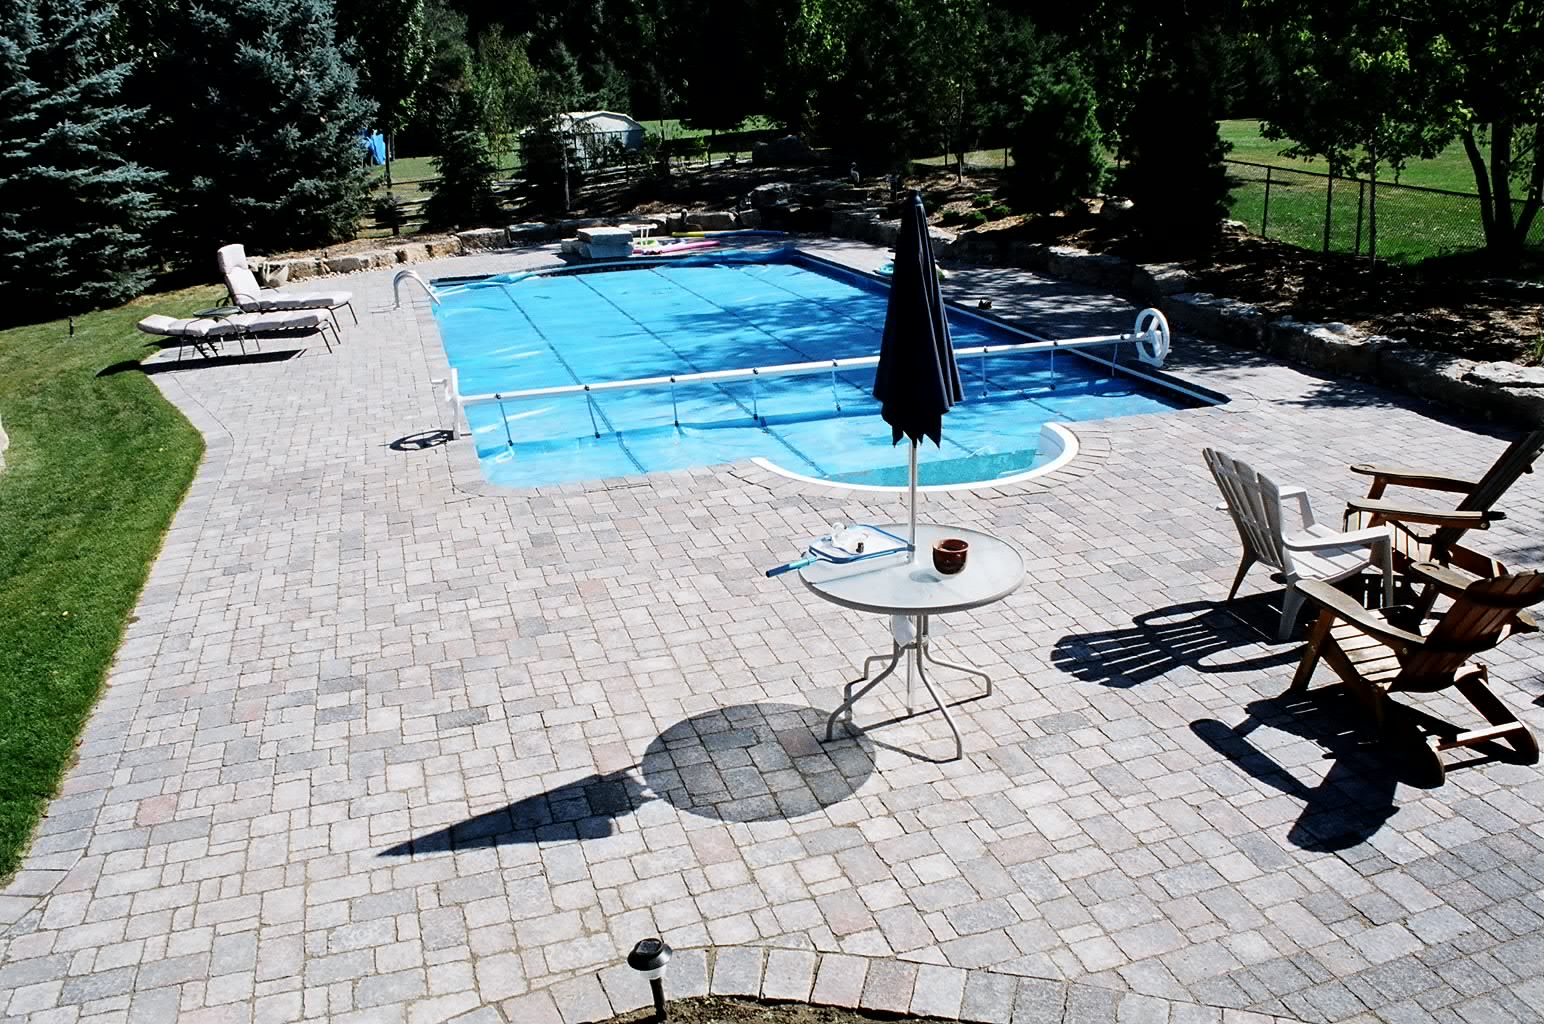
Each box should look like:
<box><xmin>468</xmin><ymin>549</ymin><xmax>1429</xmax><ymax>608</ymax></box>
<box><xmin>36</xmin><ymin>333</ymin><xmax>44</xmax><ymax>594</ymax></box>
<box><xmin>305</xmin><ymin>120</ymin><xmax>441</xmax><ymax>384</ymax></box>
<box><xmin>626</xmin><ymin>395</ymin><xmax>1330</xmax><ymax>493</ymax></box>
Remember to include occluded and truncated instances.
<box><xmin>456</xmin><ymin>227</ymin><xmax>507</xmax><ymax>251</ymax></box>
<box><xmin>686</xmin><ymin>210</ymin><xmax>737</xmax><ymax>231</ymax></box>
<box><xmin>748</xmin><ymin>182</ymin><xmax>795</xmax><ymax>209</ymax></box>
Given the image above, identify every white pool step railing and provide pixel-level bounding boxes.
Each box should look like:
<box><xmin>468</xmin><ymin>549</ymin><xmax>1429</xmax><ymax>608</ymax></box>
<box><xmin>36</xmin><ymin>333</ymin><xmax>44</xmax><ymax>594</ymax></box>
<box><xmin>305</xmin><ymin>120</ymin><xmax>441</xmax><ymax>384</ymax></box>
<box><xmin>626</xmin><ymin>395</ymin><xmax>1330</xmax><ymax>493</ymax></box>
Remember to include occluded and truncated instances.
<box><xmin>393</xmin><ymin>269</ymin><xmax>441</xmax><ymax>307</ymax></box>
<box><xmin>440</xmin><ymin>308</ymin><xmax>1178</xmax><ymax>442</ymax></box>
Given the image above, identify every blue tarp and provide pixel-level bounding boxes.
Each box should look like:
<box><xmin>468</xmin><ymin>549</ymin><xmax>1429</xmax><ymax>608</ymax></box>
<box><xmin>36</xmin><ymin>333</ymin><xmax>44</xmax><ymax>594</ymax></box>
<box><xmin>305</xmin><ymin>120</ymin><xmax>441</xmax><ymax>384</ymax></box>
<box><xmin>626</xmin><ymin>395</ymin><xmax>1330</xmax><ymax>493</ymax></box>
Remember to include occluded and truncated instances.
<box><xmin>361</xmin><ymin>132</ymin><xmax>386</xmax><ymax>165</ymax></box>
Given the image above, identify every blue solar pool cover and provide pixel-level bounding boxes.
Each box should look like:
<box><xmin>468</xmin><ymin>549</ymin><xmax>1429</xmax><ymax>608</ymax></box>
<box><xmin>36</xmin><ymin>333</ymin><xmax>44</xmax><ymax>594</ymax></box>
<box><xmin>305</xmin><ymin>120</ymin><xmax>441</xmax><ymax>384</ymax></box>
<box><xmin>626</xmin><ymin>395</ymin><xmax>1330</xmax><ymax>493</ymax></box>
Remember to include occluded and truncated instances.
<box><xmin>430</xmin><ymin>250</ymin><xmax>1199</xmax><ymax>488</ymax></box>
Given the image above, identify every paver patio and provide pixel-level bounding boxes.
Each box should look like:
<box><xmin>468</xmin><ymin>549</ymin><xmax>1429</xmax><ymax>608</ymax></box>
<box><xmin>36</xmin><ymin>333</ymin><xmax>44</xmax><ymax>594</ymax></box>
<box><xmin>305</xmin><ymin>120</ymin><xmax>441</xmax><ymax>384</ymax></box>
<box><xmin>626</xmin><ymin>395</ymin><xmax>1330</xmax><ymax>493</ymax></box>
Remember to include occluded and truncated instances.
<box><xmin>2</xmin><ymin>240</ymin><xmax>1541</xmax><ymax>1024</ymax></box>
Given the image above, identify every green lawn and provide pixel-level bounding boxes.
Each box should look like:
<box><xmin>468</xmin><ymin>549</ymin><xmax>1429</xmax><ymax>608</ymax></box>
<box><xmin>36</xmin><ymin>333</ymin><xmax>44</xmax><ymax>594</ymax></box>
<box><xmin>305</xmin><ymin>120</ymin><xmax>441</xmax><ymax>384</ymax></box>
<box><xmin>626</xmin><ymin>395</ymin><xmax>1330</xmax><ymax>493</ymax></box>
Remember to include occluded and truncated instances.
<box><xmin>0</xmin><ymin>287</ymin><xmax>216</xmax><ymax>879</ymax></box>
<box><xmin>1218</xmin><ymin>119</ymin><xmax>1479</xmax><ymax>193</ymax></box>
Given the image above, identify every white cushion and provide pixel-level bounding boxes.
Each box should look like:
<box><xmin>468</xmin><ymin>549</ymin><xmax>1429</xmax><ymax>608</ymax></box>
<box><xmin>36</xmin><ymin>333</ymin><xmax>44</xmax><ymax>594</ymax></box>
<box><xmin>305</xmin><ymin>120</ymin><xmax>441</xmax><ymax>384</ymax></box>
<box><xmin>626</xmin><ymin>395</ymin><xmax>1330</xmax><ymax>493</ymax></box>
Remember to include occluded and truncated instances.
<box><xmin>241</xmin><ymin>309</ymin><xmax>325</xmax><ymax>332</ymax></box>
<box><xmin>137</xmin><ymin>314</ymin><xmax>232</xmax><ymax>338</ymax></box>
<box><xmin>246</xmin><ymin>288</ymin><xmax>351</xmax><ymax>311</ymax></box>
<box><xmin>138</xmin><ymin>309</ymin><xmax>323</xmax><ymax>338</ymax></box>
<box><xmin>217</xmin><ymin>243</ymin><xmax>264</xmax><ymax>305</ymax></box>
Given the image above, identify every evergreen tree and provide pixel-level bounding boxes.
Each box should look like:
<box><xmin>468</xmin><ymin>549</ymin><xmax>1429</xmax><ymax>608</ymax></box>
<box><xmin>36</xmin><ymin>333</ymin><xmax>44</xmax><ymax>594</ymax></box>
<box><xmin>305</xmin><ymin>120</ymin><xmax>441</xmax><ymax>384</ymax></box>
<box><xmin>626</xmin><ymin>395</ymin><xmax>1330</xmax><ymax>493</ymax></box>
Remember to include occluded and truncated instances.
<box><xmin>1006</xmin><ymin>61</ymin><xmax>1106</xmax><ymax>214</ymax></box>
<box><xmin>133</xmin><ymin>0</ymin><xmax>374</xmax><ymax>260</ymax></box>
<box><xmin>1122</xmin><ymin>41</ymin><xmax>1234</xmax><ymax>256</ymax></box>
<box><xmin>0</xmin><ymin>0</ymin><xmax>163</xmax><ymax>321</ymax></box>
<box><xmin>423</xmin><ymin>91</ymin><xmax>501</xmax><ymax>228</ymax></box>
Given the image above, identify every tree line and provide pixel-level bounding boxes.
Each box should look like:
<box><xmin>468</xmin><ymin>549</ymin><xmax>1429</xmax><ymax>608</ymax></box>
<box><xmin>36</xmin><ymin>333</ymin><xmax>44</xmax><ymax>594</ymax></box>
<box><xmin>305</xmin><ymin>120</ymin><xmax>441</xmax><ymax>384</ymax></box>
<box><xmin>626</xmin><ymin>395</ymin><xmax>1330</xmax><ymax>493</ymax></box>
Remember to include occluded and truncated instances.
<box><xmin>1</xmin><ymin>0</ymin><xmax>1540</xmax><ymax>323</ymax></box>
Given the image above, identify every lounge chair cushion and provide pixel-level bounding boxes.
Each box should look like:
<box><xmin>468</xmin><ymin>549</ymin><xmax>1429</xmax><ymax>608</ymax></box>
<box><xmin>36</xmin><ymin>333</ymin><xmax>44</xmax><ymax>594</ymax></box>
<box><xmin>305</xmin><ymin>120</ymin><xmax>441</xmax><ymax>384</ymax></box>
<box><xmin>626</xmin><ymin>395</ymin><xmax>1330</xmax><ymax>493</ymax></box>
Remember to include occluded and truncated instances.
<box><xmin>240</xmin><ymin>309</ymin><xmax>327</xmax><ymax>332</ymax></box>
<box><xmin>137</xmin><ymin>309</ymin><xmax>325</xmax><ymax>338</ymax></box>
<box><xmin>216</xmin><ymin>243</ymin><xmax>263</xmax><ymax>305</ymax></box>
<box><xmin>244</xmin><ymin>288</ymin><xmax>353</xmax><ymax>312</ymax></box>
<box><xmin>138</xmin><ymin>313</ymin><xmax>237</xmax><ymax>338</ymax></box>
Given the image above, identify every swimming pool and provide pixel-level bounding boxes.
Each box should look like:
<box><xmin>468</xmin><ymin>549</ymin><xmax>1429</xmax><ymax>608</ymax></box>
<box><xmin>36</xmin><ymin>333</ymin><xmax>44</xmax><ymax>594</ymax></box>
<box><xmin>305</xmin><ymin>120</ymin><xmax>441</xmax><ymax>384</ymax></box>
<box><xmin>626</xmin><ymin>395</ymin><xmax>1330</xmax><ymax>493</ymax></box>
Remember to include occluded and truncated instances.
<box><xmin>431</xmin><ymin>249</ymin><xmax>1208</xmax><ymax>489</ymax></box>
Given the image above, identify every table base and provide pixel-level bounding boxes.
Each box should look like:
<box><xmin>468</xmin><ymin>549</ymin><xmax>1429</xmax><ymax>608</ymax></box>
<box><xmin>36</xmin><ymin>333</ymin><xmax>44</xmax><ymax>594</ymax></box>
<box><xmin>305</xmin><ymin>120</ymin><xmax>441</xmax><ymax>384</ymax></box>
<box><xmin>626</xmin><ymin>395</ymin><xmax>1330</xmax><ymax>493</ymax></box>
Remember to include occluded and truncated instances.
<box><xmin>823</xmin><ymin>614</ymin><xmax>991</xmax><ymax>762</ymax></box>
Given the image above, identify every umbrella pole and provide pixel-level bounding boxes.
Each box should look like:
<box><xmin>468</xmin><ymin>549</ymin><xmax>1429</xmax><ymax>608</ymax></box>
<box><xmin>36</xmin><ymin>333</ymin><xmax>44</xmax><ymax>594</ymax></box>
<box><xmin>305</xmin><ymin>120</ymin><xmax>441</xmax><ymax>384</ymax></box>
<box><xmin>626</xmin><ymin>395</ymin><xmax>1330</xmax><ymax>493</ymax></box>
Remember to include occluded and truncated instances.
<box><xmin>908</xmin><ymin>440</ymin><xmax>918</xmax><ymax>562</ymax></box>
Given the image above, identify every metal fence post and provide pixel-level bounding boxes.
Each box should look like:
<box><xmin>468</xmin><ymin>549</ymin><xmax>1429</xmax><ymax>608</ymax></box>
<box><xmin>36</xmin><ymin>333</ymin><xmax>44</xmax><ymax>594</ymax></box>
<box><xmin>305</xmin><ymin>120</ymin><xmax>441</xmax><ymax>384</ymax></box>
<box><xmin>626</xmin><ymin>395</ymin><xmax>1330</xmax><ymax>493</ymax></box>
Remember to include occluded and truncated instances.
<box><xmin>1323</xmin><ymin>175</ymin><xmax>1334</xmax><ymax>254</ymax></box>
<box><xmin>1261</xmin><ymin>166</ymin><xmax>1273</xmax><ymax>238</ymax></box>
<box><xmin>1354</xmin><ymin>180</ymin><xmax>1365</xmax><ymax>256</ymax></box>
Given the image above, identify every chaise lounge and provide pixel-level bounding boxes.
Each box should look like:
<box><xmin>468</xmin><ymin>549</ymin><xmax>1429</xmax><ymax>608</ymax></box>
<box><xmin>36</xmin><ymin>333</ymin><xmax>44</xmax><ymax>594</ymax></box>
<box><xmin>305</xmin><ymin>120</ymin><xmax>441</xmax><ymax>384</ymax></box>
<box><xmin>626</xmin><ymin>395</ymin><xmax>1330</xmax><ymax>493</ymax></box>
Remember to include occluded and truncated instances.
<box><xmin>137</xmin><ymin>308</ymin><xmax>339</xmax><ymax>358</ymax></box>
<box><xmin>216</xmin><ymin>243</ymin><xmax>356</xmax><ymax>328</ymax></box>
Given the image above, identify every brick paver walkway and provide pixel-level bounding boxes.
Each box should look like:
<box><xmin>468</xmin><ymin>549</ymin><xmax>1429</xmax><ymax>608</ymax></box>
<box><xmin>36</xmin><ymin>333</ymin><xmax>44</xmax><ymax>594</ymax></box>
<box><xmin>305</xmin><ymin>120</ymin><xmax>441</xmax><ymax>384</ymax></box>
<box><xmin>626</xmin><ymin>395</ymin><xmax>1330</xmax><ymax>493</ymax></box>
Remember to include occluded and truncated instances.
<box><xmin>2</xmin><ymin>241</ymin><xmax>1541</xmax><ymax>1024</ymax></box>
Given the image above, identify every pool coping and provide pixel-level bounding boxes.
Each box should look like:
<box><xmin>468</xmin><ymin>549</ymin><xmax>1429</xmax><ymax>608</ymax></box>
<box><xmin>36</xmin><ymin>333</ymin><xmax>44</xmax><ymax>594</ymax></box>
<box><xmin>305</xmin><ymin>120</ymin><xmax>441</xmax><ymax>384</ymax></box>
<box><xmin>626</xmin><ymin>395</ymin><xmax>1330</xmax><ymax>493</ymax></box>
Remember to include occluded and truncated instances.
<box><xmin>407</xmin><ymin>242</ymin><xmax>1234</xmax><ymax>504</ymax></box>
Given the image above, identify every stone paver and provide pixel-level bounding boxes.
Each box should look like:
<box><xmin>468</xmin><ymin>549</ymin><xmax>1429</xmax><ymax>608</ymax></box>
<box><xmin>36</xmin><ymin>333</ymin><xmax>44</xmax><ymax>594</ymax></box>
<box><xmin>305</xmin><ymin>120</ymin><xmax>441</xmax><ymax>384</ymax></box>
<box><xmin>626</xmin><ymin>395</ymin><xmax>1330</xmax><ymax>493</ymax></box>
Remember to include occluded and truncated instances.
<box><xmin>1</xmin><ymin>239</ymin><xmax>1541</xmax><ymax>1024</ymax></box>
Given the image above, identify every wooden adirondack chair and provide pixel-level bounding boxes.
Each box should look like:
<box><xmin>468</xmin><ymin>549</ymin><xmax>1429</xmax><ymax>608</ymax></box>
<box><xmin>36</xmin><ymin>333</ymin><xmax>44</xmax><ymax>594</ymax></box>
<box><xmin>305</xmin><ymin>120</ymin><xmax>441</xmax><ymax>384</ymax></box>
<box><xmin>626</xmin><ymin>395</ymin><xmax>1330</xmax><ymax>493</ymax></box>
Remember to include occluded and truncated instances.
<box><xmin>1291</xmin><ymin>558</ymin><xmax>1544</xmax><ymax>784</ymax></box>
<box><xmin>1345</xmin><ymin>427</ymin><xmax>1544</xmax><ymax>572</ymax></box>
<box><xmin>1204</xmin><ymin>448</ymin><xmax>1393</xmax><ymax>641</ymax></box>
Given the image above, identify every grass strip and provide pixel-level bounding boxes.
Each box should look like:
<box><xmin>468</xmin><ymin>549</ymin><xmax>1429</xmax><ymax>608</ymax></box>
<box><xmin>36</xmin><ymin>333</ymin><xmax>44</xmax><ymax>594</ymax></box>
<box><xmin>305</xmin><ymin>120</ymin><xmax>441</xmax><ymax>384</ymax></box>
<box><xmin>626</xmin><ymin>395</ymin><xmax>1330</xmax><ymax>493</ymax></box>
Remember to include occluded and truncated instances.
<box><xmin>0</xmin><ymin>285</ymin><xmax>219</xmax><ymax>879</ymax></box>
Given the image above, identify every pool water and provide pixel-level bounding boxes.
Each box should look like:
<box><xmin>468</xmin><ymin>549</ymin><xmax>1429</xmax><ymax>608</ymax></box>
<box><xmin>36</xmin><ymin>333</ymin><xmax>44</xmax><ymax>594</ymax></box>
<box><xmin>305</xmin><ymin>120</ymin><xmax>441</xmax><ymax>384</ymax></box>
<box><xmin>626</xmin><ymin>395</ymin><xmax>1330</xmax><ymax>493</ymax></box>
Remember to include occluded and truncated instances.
<box><xmin>431</xmin><ymin>250</ymin><xmax>1202</xmax><ymax>489</ymax></box>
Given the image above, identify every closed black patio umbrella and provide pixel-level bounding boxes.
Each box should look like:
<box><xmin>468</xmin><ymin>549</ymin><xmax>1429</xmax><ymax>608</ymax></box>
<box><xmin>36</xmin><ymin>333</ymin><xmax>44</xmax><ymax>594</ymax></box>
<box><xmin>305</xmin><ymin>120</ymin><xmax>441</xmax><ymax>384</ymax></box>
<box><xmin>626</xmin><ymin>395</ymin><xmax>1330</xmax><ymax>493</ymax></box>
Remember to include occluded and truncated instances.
<box><xmin>873</xmin><ymin>191</ymin><xmax>962</xmax><ymax>558</ymax></box>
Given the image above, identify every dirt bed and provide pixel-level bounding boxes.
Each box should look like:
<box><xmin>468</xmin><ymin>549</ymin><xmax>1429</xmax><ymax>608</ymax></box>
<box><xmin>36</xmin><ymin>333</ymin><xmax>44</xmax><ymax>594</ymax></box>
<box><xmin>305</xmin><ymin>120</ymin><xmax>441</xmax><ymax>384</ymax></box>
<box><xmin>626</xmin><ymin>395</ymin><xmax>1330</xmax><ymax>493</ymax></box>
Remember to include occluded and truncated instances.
<box><xmin>598</xmin><ymin>996</ymin><xmax>926</xmax><ymax>1024</ymax></box>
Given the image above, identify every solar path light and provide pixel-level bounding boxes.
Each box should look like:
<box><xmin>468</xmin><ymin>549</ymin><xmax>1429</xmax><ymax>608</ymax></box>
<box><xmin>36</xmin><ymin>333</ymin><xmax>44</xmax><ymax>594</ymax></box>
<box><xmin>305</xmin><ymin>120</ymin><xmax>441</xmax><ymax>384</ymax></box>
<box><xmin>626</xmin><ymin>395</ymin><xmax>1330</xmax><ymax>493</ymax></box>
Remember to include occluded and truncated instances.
<box><xmin>627</xmin><ymin>937</ymin><xmax>672</xmax><ymax>1022</ymax></box>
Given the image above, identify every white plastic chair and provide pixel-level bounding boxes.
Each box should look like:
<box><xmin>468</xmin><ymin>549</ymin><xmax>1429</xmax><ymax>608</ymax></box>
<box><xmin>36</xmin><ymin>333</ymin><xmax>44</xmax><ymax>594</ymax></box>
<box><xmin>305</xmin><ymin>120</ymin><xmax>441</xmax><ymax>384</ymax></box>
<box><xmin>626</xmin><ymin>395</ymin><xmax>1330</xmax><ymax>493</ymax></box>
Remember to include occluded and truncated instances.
<box><xmin>1204</xmin><ymin>448</ymin><xmax>1393</xmax><ymax>641</ymax></box>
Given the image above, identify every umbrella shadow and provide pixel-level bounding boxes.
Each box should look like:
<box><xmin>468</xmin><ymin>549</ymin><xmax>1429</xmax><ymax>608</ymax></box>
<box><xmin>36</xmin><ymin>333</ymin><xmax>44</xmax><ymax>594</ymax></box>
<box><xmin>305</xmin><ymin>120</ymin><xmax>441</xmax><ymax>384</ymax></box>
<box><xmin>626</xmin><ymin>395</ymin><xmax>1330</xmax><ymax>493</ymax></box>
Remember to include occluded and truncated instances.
<box><xmin>1191</xmin><ymin>688</ymin><xmax>1405</xmax><ymax>852</ymax></box>
<box><xmin>388</xmin><ymin>429</ymin><xmax>453</xmax><ymax>451</ymax></box>
<box><xmin>639</xmin><ymin>702</ymin><xmax>876</xmax><ymax>822</ymax></box>
<box><xmin>379</xmin><ymin>703</ymin><xmax>874</xmax><ymax>855</ymax></box>
<box><xmin>1050</xmin><ymin>596</ymin><xmax>1300</xmax><ymax>688</ymax></box>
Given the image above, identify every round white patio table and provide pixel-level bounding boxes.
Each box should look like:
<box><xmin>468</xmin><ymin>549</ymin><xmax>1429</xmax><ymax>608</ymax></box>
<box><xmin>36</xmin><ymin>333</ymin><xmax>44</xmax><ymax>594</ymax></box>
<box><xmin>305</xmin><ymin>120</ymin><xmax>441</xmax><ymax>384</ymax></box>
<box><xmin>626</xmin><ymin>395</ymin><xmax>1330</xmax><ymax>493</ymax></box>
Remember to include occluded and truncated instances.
<box><xmin>800</xmin><ymin>524</ymin><xmax>1025</xmax><ymax>761</ymax></box>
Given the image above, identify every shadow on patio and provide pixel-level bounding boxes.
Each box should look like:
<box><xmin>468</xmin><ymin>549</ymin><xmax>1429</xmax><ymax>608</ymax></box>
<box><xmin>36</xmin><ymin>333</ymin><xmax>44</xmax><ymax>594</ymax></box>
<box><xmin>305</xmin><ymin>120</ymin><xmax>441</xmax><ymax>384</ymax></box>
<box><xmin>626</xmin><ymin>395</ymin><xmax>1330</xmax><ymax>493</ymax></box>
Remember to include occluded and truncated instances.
<box><xmin>380</xmin><ymin>703</ymin><xmax>874</xmax><ymax>856</ymax></box>
<box><xmin>1192</xmin><ymin>687</ymin><xmax>1403</xmax><ymax>852</ymax></box>
<box><xmin>1050</xmin><ymin>596</ymin><xmax>1300</xmax><ymax>688</ymax></box>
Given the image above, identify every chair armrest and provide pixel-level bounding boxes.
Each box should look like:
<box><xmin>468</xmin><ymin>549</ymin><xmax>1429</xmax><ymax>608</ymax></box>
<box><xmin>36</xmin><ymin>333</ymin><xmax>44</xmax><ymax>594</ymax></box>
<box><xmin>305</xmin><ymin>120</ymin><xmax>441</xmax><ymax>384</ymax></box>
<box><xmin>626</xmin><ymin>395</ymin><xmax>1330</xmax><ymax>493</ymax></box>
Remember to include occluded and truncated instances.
<box><xmin>1282</xmin><ymin>526</ymin><xmax>1389</xmax><ymax>552</ymax></box>
<box><xmin>1349</xmin><ymin>463</ymin><xmax>1478</xmax><ymax>494</ymax></box>
<box><xmin>1442</xmin><ymin>543</ymin><xmax>1509</xmax><ymax>580</ymax></box>
<box><xmin>1276</xmin><ymin>486</ymin><xmax>1316</xmax><ymax>529</ymax></box>
<box><xmin>1405</xmin><ymin>560</ymin><xmax>1481</xmax><ymax>602</ymax></box>
<box><xmin>1344</xmin><ymin>498</ymin><xmax>1500</xmax><ymax>529</ymax></box>
<box><xmin>1296</xmin><ymin>579</ymin><xmax>1425</xmax><ymax>649</ymax></box>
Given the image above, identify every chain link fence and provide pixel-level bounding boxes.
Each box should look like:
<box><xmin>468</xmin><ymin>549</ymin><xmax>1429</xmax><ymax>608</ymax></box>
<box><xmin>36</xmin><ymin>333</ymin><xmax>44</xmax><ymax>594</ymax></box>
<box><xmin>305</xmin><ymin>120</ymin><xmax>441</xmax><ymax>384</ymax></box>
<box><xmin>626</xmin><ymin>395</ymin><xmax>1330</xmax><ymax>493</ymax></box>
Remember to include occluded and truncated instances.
<box><xmin>1225</xmin><ymin>159</ymin><xmax>1544</xmax><ymax>263</ymax></box>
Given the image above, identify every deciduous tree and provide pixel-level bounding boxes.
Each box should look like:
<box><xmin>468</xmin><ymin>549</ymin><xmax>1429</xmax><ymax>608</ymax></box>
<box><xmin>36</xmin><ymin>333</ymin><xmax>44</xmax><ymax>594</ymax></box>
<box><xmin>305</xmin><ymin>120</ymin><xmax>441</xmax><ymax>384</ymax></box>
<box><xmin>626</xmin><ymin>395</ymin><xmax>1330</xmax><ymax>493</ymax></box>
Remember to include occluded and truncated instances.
<box><xmin>336</xmin><ymin>0</ymin><xmax>431</xmax><ymax>190</ymax></box>
<box><xmin>1250</xmin><ymin>0</ymin><xmax>1544</xmax><ymax>262</ymax></box>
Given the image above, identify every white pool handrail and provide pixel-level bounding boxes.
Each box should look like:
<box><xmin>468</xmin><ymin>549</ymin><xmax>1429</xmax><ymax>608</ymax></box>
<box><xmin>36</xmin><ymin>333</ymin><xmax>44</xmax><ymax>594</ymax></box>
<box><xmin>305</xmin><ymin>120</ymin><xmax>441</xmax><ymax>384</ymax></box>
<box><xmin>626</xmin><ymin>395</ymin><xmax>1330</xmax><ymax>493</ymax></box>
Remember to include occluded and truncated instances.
<box><xmin>394</xmin><ymin>269</ymin><xmax>441</xmax><ymax>308</ymax></box>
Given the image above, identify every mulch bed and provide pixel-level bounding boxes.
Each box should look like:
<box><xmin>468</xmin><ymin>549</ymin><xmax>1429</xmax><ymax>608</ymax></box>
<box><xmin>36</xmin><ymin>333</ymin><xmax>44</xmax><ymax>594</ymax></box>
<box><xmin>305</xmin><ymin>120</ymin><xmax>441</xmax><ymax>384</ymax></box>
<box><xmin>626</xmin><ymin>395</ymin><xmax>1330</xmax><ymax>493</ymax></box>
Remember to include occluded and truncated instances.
<box><xmin>598</xmin><ymin>996</ymin><xmax>927</xmax><ymax>1024</ymax></box>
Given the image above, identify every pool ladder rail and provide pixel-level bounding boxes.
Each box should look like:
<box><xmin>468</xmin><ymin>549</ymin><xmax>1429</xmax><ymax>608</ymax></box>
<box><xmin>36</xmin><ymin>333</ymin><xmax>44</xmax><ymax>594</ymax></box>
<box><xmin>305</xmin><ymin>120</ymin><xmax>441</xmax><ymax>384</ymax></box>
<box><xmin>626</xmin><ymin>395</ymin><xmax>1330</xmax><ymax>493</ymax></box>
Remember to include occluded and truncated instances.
<box><xmin>393</xmin><ymin>269</ymin><xmax>441</xmax><ymax>308</ymax></box>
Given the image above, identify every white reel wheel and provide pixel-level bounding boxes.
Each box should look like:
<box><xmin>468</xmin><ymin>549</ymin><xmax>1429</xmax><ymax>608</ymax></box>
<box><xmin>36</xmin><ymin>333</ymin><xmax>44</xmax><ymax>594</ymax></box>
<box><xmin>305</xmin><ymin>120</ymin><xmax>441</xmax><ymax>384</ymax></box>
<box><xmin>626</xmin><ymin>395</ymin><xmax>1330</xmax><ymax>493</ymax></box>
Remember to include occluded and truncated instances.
<box><xmin>1132</xmin><ymin>308</ymin><xmax>1170</xmax><ymax>367</ymax></box>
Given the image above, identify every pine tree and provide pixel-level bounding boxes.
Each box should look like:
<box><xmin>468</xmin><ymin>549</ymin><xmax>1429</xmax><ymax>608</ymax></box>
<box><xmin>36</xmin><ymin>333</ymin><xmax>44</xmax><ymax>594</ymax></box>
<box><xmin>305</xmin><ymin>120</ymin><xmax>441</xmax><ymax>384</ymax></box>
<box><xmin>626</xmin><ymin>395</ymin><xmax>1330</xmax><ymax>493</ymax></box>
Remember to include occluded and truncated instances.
<box><xmin>423</xmin><ymin>91</ymin><xmax>501</xmax><ymax>228</ymax></box>
<box><xmin>134</xmin><ymin>0</ymin><xmax>375</xmax><ymax>259</ymax></box>
<box><xmin>0</xmin><ymin>0</ymin><xmax>163</xmax><ymax>321</ymax></box>
<box><xmin>1006</xmin><ymin>62</ymin><xmax>1106</xmax><ymax>215</ymax></box>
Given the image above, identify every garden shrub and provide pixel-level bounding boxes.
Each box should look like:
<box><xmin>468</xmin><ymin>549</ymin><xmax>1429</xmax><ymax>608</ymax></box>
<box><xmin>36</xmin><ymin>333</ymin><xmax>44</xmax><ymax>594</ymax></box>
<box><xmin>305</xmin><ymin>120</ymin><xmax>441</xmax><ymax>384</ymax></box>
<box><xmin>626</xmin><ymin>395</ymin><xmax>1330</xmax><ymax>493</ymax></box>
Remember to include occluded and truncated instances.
<box><xmin>1004</xmin><ymin>61</ymin><xmax>1105</xmax><ymax>215</ymax></box>
<box><xmin>1123</xmin><ymin>43</ymin><xmax>1233</xmax><ymax>256</ymax></box>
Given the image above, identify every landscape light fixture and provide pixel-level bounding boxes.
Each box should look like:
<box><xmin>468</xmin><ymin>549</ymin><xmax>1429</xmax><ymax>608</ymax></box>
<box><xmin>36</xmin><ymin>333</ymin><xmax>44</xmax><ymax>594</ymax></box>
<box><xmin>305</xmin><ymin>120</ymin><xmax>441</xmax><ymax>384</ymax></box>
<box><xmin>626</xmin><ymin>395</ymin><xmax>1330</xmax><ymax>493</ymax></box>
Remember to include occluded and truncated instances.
<box><xmin>627</xmin><ymin>937</ymin><xmax>673</xmax><ymax>1022</ymax></box>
